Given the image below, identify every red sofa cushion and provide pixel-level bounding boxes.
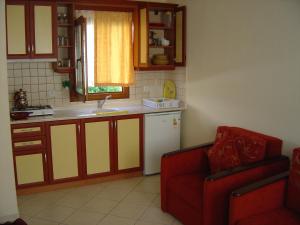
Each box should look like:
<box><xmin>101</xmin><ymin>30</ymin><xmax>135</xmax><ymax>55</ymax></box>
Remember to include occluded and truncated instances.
<box><xmin>237</xmin><ymin>207</ymin><xmax>300</xmax><ymax>225</ymax></box>
<box><xmin>208</xmin><ymin>138</ymin><xmax>242</xmax><ymax>174</ymax></box>
<box><xmin>234</xmin><ymin>134</ymin><xmax>266</xmax><ymax>165</ymax></box>
<box><xmin>287</xmin><ymin>148</ymin><xmax>300</xmax><ymax>213</ymax></box>
<box><xmin>168</xmin><ymin>173</ymin><xmax>206</xmax><ymax>210</ymax></box>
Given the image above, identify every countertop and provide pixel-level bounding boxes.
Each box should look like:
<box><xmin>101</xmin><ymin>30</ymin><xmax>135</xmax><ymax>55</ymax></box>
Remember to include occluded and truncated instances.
<box><xmin>10</xmin><ymin>103</ymin><xmax>186</xmax><ymax>125</ymax></box>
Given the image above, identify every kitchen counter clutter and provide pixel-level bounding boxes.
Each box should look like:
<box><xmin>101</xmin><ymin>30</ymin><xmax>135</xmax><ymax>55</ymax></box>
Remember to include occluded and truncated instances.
<box><xmin>10</xmin><ymin>102</ymin><xmax>186</xmax><ymax>124</ymax></box>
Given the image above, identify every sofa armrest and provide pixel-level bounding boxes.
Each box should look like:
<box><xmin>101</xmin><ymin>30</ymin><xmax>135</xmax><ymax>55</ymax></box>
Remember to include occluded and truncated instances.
<box><xmin>160</xmin><ymin>142</ymin><xmax>213</xmax><ymax>211</ymax></box>
<box><xmin>206</xmin><ymin>156</ymin><xmax>289</xmax><ymax>181</ymax></box>
<box><xmin>202</xmin><ymin>157</ymin><xmax>290</xmax><ymax>225</ymax></box>
<box><xmin>229</xmin><ymin>172</ymin><xmax>288</xmax><ymax>225</ymax></box>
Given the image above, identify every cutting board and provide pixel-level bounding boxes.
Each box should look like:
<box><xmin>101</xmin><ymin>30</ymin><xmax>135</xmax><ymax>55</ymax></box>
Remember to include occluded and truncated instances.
<box><xmin>163</xmin><ymin>80</ymin><xmax>176</xmax><ymax>99</ymax></box>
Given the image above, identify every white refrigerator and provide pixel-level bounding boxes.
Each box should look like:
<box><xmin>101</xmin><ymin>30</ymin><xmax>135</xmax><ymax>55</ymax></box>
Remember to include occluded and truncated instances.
<box><xmin>144</xmin><ymin>111</ymin><xmax>181</xmax><ymax>175</ymax></box>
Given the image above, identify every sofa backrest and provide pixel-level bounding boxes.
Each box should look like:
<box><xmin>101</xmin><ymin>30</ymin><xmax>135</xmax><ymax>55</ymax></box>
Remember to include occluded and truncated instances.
<box><xmin>216</xmin><ymin>126</ymin><xmax>282</xmax><ymax>159</ymax></box>
<box><xmin>286</xmin><ymin>148</ymin><xmax>300</xmax><ymax>213</ymax></box>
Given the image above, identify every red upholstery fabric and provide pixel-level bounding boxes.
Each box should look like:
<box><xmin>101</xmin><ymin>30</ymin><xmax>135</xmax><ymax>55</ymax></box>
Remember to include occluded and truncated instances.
<box><xmin>216</xmin><ymin>126</ymin><xmax>282</xmax><ymax>159</ymax></box>
<box><xmin>161</xmin><ymin>126</ymin><xmax>288</xmax><ymax>225</ymax></box>
<box><xmin>237</xmin><ymin>208</ymin><xmax>300</xmax><ymax>225</ymax></box>
<box><xmin>235</xmin><ymin>135</ymin><xmax>266</xmax><ymax>165</ymax></box>
<box><xmin>229</xmin><ymin>178</ymin><xmax>287</xmax><ymax>225</ymax></box>
<box><xmin>161</xmin><ymin>145</ymin><xmax>210</xmax><ymax>211</ymax></box>
<box><xmin>168</xmin><ymin>173</ymin><xmax>206</xmax><ymax>210</ymax></box>
<box><xmin>229</xmin><ymin>148</ymin><xmax>300</xmax><ymax>225</ymax></box>
<box><xmin>287</xmin><ymin>148</ymin><xmax>300</xmax><ymax>213</ymax></box>
<box><xmin>203</xmin><ymin>159</ymin><xmax>289</xmax><ymax>225</ymax></box>
<box><xmin>208</xmin><ymin>138</ymin><xmax>241</xmax><ymax>174</ymax></box>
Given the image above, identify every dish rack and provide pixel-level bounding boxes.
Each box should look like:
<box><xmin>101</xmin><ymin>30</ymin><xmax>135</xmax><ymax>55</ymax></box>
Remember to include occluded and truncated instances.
<box><xmin>143</xmin><ymin>98</ymin><xmax>180</xmax><ymax>109</ymax></box>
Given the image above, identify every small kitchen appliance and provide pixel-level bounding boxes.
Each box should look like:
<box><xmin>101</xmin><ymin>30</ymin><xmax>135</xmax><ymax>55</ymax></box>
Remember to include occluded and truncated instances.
<box><xmin>11</xmin><ymin>105</ymin><xmax>54</xmax><ymax>117</ymax></box>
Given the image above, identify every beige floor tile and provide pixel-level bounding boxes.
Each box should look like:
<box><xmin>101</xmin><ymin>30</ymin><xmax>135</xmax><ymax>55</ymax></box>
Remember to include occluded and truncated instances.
<box><xmin>19</xmin><ymin>214</ymin><xmax>31</xmax><ymax>224</ymax></box>
<box><xmin>103</xmin><ymin>177</ymin><xmax>143</xmax><ymax>190</ymax></box>
<box><xmin>135</xmin><ymin>221</ymin><xmax>166</xmax><ymax>225</ymax></box>
<box><xmin>30</xmin><ymin>191</ymin><xmax>67</xmax><ymax>205</ymax></box>
<box><xmin>150</xmin><ymin>195</ymin><xmax>161</xmax><ymax>208</ymax></box>
<box><xmin>133</xmin><ymin>180</ymin><xmax>160</xmax><ymax>193</ymax></box>
<box><xmin>82</xmin><ymin>197</ymin><xmax>119</xmax><ymax>214</ymax></box>
<box><xmin>96</xmin><ymin>186</ymin><xmax>132</xmax><ymax>201</ymax></box>
<box><xmin>56</xmin><ymin>192</ymin><xmax>93</xmax><ymax>209</ymax></box>
<box><xmin>35</xmin><ymin>205</ymin><xmax>75</xmax><ymax>222</ymax></box>
<box><xmin>172</xmin><ymin>219</ymin><xmax>184</xmax><ymax>225</ymax></box>
<box><xmin>62</xmin><ymin>210</ymin><xmax>106</xmax><ymax>225</ymax></box>
<box><xmin>68</xmin><ymin>184</ymin><xmax>105</xmax><ymax>198</ymax></box>
<box><xmin>139</xmin><ymin>206</ymin><xmax>174</xmax><ymax>225</ymax></box>
<box><xmin>18</xmin><ymin>199</ymin><xmax>52</xmax><ymax>217</ymax></box>
<box><xmin>97</xmin><ymin>215</ymin><xmax>136</xmax><ymax>225</ymax></box>
<box><xmin>122</xmin><ymin>191</ymin><xmax>157</xmax><ymax>205</ymax></box>
<box><xmin>27</xmin><ymin>218</ymin><xmax>59</xmax><ymax>225</ymax></box>
<box><xmin>109</xmin><ymin>202</ymin><xmax>147</xmax><ymax>220</ymax></box>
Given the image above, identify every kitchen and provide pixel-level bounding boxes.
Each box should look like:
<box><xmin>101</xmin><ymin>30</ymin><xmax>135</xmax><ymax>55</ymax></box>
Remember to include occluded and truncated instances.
<box><xmin>6</xmin><ymin>0</ymin><xmax>186</xmax><ymax>194</ymax></box>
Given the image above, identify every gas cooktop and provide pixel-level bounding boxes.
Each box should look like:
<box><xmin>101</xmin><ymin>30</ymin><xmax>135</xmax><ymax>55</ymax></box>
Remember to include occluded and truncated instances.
<box><xmin>12</xmin><ymin>105</ymin><xmax>54</xmax><ymax>117</ymax></box>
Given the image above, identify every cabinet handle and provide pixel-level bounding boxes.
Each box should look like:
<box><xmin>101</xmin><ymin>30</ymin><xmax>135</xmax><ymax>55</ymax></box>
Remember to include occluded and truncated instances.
<box><xmin>44</xmin><ymin>154</ymin><xmax>47</xmax><ymax>163</ymax></box>
<box><xmin>27</xmin><ymin>45</ymin><xmax>30</xmax><ymax>53</ymax></box>
<box><xmin>32</xmin><ymin>44</ymin><xmax>35</xmax><ymax>53</ymax></box>
<box><xmin>114</xmin><ymin>121</ymin><xmax>117</xmax><ymax>129</ymax></box>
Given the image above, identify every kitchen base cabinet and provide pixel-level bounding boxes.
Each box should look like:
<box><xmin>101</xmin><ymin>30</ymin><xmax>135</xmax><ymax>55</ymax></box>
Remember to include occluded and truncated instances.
<box><xmin>12</xmin><ymin>114</ymin><xmax>144</xmax><ymax>190</ymax></box>
<box><xmin>15</xmin><ymin>152</ymin><xmax>46</xmax><ymax>186</ymax></box>
<box><xmin>48</xmin><ymin>121</ymin><xmax>81</xmax><ymax>182</ymax></box>
<box><xmin>116</xmin><ymin>115</ymin><xmax>143</xmax><ymax>172</ymax></box>
<box><xmin>82</xmin><ymin>119</ymin><xmax>112</xmax><ymax>176</ymax></box>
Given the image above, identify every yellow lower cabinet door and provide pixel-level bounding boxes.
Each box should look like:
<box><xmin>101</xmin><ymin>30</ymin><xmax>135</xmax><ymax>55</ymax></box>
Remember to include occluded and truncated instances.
<box><xmin>50</xmin><ymin>124</ymin><xmax>79</xmax><ymax>180</ymax></box>
<box><xmin>85</xmin><ymin>121</ymin><xmax>111</xmax><ymax>175</ymax></box>
<box><xmin>117</xmin><ymin>118</ymin><xmax>140</xmax><ymax>170</ymax></box>
<box><xmin>16</xmin><ymin>154</ymin><xmax>44</xmax><ymax>185</ymax></box>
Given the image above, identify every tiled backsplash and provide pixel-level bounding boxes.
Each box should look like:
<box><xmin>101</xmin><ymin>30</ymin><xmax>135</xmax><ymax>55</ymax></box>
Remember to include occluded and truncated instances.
<box><xmin>7</xmin><ymin>62</ymin><xmax>186</xmax><ymax>108</ymax></box>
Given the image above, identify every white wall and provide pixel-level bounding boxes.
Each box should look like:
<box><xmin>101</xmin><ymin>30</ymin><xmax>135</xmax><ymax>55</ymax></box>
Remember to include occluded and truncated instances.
<box><xmin>0</xmin><ymin>1</ymin><xmax>19</xmax><ymax>222</ymax></box>
<box><xmin>183</xmin><ymin>0</ymin><xmax>300</xmax><ymax>157</ymax></box>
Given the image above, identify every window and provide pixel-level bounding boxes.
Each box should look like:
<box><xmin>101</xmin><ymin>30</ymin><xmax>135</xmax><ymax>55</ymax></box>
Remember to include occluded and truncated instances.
<box><xmin>74</xmin><ymin>9</ymin><xmax>135</xmax><ymax>101</ymax></box>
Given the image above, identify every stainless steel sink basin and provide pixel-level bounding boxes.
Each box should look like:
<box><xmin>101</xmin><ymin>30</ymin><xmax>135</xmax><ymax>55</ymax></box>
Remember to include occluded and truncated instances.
<box><xmin>78</xmin><ymin>108</ymin><xmax>128</xmax><ymax>117</ymax></box>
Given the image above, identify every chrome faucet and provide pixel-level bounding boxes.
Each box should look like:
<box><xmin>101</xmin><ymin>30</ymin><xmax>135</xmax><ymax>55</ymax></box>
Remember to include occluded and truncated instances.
<box><xmin>97</xmin><ymin>95</ymin><xmax>112</xmax><ymax>110</ymax></box>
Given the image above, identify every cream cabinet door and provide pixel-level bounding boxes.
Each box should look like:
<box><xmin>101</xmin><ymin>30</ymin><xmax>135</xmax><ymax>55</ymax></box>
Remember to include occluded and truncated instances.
<box><xmin>6</xmin><ymin>2</ymin><xmax>29</xmax><ymax>57</ymax></box>
<box><xmin>117</xmin><ymin>117</ymin><xmax>142</xmax><ymax>171</ymax></box>
<box><xmin>84</xmin><ymin>120</ymin><xmax>111</xmax><ymax>175</ymax></box>
<box><xmin>15</xmin><ymin>153</ymin><xmax>45</xmax><ymax>185</ymax></box>
<box><xmin>50</xmin><ymin>123</ymin><xmax>79</xmax><ymax>180</ymax></box>
<box><xmin>31</xmin><ymin>2</ymin><xmax>56</xmax><ymax>57</ymax></box>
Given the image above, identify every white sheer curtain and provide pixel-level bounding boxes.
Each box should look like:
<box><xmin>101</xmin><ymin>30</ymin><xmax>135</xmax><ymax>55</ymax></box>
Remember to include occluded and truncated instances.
<box><xmin>76</xmin><ymin>10</ymin><xmax>95</xmax><ymax>87</ymax></box>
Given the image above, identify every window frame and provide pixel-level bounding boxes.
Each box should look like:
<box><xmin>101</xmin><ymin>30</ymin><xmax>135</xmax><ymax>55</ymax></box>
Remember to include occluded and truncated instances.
<box><xmin>70</xmin><ymin>2</ymin><xmax>138</xmax><ymax>102</ymax></box>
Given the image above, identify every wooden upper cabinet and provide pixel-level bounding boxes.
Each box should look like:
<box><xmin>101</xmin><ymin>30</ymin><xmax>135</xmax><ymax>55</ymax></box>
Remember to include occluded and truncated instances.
<box><xmin>138</xmin><ymin>3</ymin><xmax>186</xmax><ymax>70</ymax></box>
<box><xmin>6</xmin><ymin>0</ymin><xmax>57</xmax><ymax>59</ymax></box>
<box><xmin>30</xmin><ymin>1</ymin><xmax>57</xmax><ymax>58</ymax></box>
<box><xmin>6</xmin><ymin>0</ymin><xmax>30</xmax><ymax>58</ymax></box>
<box><xmin>175</xmin><ymin>6</ymin><xmax>186</xmax><ymax>66</ymax></box>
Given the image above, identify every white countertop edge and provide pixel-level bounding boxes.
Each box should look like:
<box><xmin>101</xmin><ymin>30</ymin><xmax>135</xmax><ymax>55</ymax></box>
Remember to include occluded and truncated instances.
<box><xmin>10</xmin><ymin>105</ymin><xmax>186</xmax><ymax>125</ymax></box>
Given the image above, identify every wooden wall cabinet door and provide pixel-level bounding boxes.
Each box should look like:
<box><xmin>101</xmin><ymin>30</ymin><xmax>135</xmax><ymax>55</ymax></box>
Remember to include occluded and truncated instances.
<box><xmin>82</xmin><ymin>118</ymin><xmax>113</xmax><ymax>177</ymax></box>
<box><xmin>14</xmin><ymin>152</ymin><xmax>47</xmax><ymax>187</ymax></box>
<box><xmin>116</xmin><ymin>115</ymin><xmax>143</xmax><ymax>172</ymax></box>
<box><xmin>6</xmin><ymin>0</ymin><xmax>57</xmax><ymax>59</ymax></box>
<box><xmin>175</xmin><ymin>6</ymin><xmax>186</xmax><ymax>66</ymax></box>
<box><xmin>47</xmin><ymin>121</ymin><xmax>81</xmax><ymax>182</ymax></box>
<box><xmin>30</xmin><ymin>1</ymin><xmax>57</xmax><ymax>58</ymax></box>
<box><xmin>6</xmin><ymin>0</ymin><xmax>30</xmax><ymax>59</ymax></box>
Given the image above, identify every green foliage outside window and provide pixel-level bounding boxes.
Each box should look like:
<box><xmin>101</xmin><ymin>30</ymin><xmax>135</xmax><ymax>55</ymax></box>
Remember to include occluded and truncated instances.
<box><xmin>88</xmin><ymin>86</ymin><xmax>123</xmax><ymax>94</ymax></box>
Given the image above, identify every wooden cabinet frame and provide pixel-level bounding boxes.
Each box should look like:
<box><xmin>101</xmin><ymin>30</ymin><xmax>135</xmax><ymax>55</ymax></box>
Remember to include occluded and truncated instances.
<box><xmin>6</xmin><ymin>0</ymin><xmax>57</xmax><ymax>59</ymax></box>
<box><xmin>46</xmin><ymin>120</ymin><xmax>83</xmax><ymax>183</ymax></box>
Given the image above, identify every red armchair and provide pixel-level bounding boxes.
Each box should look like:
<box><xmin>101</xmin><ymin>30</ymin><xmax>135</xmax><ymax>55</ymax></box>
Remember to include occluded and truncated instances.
<box><xmin>161</xmin><ymin>126</ymin><xmax>290</xmax><ymax>225</ymax></box>
<box><xmin>229</xmin><ymin>148</ymin><xmax>300</xmax><ymax>225</ymax></box>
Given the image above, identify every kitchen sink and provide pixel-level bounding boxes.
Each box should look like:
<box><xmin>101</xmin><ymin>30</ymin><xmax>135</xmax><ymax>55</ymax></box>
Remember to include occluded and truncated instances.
<box><xmin>78</xmin><ymin>108</ymin><xmax>128</xmax><ymax>117</ymax></box>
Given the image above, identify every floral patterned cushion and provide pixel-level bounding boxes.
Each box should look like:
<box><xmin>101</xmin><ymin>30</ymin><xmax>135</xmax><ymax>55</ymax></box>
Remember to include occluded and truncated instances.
<box><xmin>234</xmin><ymin>135</ymin><xmax>266</xmax><ymax>165</ymax></box>
<box><xmin>208</xmin><ymin>138</ymin><xmax>242</xmax><ymax>174</ymax></box>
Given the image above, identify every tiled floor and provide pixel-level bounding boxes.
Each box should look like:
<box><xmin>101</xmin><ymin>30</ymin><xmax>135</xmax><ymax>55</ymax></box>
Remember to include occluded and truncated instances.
<box><xmin>18</xmin><ymin>175</ymin><xmax>183</xmax><ymax>225</ymax></box>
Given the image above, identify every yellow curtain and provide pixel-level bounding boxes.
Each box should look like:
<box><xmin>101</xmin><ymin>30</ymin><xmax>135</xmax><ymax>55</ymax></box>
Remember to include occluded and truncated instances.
<box><xmin>94</xmin><ymin>11</ymin><xmax>135</xmax><ymax>86</ymax></box>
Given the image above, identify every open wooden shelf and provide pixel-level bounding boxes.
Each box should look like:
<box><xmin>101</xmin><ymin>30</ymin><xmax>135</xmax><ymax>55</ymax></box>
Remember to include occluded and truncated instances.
<box><xmin>149</xmin><ymin>45</ymin><xmax>173</xmax><ymax>49</ymax></box>
<box><xmin>149</xmin><ymin>25</ymin><xmax>173</xmax><ymax>30</ymax></box>
<box><xmin>138</xmin><ymin>64</ymin><xmax>175</xmax><ymax>71</ymax></box>
<box><xmin>57</xmin><ymin>23</ymin><xmax>72</xmax><ymax>27</ymax></box>
<box><xmin>58</xmin><ymin>45</ymin><xmax>73</xmax><ymax>48</ymax></box>
<box><xmin>53</xmin><ymin>64</ymin><xmax>75</xmax><ymax>73</ymax></box>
